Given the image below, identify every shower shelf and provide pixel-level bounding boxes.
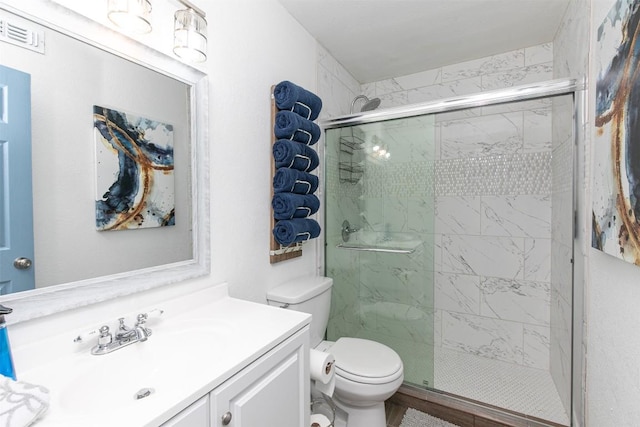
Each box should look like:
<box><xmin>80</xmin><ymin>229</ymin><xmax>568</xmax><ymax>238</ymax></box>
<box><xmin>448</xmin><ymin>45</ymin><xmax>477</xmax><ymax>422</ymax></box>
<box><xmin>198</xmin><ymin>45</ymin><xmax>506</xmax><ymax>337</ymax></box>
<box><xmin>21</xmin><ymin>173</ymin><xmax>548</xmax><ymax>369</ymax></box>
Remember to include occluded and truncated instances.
<box><xmin>336</xmin><ymin>244</ymin><xmax>415</xmax><ymax>254</ymax></box>
<box><xmin>339</xmin><ymin>134</ymin><xmax>364</xmax><ymax>184</ymax></box>
<box><xmin>336</xmin><ymin>230</ymin><xmax>422</xmax><ymax>254</ymax></box>
<box><xmin>339</xmin><ymin>135</ymin><xmax>364</xmax><ymax>153</ymax></box>
<box><xmin>339</xmin><ymin>162</ymin><xmax>363</xmax><ymax>184</ymax></box>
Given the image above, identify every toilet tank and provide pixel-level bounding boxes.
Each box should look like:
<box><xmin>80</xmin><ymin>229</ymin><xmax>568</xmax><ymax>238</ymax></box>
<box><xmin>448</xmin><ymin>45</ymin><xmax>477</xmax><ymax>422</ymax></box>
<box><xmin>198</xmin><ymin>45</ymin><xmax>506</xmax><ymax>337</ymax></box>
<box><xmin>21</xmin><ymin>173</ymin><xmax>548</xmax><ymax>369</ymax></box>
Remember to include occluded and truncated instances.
<box><xmin>267</xmin><ymin>276</ymin><xmax>333</xmax><ymax>348</ymax></box>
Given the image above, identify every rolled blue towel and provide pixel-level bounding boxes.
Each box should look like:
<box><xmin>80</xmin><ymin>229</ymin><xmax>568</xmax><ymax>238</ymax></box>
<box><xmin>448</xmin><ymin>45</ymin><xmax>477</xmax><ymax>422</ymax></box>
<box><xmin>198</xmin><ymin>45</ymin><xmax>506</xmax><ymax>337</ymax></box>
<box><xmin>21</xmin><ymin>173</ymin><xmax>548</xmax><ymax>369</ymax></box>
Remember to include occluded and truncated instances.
<box><xmin>272</xmin><ymin>218</ymin><xmax>321</xmax><ymax>246</ymax></box>
<box><xmin>273</xmin><ymin>139</ymin><xmax>319</xmax><ymax>172</ymax></box>
<box><xmin>273</xmin><ymin>168</ymin><xmax>319</xmax><ymax>194</ymax></box>
<box><xmin>272</xmin><ymin>193</ymin><xmax>320</xmax><ymax>219</ymax></box>
<box><xmin>274</xmin><ymin>110</ymin><xmax>321</xmax><ymax>145</ymax></box>
<box><xmin>274</xmin><ymin>80</ymin><xmax>323</xmax><ymax>120</ymax></box>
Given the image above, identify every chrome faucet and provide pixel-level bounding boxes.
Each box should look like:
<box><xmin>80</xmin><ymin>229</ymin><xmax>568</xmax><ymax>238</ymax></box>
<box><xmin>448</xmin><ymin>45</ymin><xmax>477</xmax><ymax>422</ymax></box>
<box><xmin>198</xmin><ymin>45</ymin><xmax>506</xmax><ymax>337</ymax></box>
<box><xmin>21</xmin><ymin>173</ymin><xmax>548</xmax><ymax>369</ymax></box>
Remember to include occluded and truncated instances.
<box><xmin>75</xmin><ymin>310</ymin><xmax>163</xmax><ymax>355</ymax></box>
<box><xmin>341</xmin><ymin>220</ymin><xmax>359</xmax><ymax>242</ymax></box>
<box><xmin>115</xmin><ymin>314</ymin><xmax>151</xmax><ymax>343</ymax></box>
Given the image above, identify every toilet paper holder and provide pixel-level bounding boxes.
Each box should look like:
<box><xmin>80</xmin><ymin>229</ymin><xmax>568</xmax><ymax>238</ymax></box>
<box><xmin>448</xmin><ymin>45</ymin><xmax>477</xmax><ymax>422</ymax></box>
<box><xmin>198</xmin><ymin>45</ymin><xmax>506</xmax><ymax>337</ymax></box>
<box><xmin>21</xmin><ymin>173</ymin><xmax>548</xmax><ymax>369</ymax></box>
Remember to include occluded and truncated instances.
<box><xmin>310</xmin><ymin>395</ymin><xmax>335</xmax><ymax>427</ymax></box>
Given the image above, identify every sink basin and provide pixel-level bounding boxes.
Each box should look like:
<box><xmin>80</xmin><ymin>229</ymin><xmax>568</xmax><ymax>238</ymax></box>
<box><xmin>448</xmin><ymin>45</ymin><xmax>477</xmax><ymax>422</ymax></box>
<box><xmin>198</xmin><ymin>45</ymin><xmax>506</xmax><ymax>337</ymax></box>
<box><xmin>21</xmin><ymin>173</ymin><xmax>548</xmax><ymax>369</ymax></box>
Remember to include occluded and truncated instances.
<box><xmin>22</xmin><ymin>318</ymin><xmax>237</xmax><ymax>420</ymax></box>
<box><xmin>59</xmin><ymin>343</ymin><xmax>162</xmax><ymax>412</ymax></box>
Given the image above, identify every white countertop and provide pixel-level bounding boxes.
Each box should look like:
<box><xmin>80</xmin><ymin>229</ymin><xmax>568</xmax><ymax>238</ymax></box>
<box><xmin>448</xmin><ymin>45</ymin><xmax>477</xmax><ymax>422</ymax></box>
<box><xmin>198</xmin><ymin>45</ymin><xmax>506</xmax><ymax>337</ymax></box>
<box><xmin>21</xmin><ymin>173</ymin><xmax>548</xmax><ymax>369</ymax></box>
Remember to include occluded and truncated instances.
<box><xmin>12</xmin><ymin>283</ymin><xmax>310</xmax><ymax>427</ymax></box>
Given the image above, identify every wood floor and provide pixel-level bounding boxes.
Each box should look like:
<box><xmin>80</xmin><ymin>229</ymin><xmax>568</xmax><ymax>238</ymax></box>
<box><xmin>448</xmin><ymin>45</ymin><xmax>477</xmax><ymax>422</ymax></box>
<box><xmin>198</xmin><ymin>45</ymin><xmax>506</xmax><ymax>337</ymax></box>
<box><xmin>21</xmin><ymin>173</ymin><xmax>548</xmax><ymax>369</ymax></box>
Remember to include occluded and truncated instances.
<box><xmin>385</xmin><ymin>391</ymin><xmax>512</xmax><ymax>427</ymax></box>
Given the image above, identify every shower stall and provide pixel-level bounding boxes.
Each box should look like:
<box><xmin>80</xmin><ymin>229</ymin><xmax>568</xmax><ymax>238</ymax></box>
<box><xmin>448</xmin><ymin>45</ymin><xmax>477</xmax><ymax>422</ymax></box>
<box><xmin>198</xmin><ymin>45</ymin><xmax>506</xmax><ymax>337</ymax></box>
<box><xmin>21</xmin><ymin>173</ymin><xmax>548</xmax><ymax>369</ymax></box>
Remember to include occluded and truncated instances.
<box><xmin>322</xmin><ymin>79</ymin><xmax>582</xmax><ymax>426</ymax></box>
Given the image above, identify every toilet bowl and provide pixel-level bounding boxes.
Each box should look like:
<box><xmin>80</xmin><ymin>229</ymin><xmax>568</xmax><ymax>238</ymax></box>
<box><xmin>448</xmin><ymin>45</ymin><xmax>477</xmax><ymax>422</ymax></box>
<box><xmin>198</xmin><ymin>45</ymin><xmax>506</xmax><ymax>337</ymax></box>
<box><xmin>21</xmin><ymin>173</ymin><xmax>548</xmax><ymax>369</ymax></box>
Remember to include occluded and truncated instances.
<box><xmin>267</xmin><ymin>277</ymin><xmax>404</xmax><ymax>427</ymax></box>
<box><xmin>323</xmin><ymin>338</ymin><xmax>403</xmax><ymax>427</ymax></box>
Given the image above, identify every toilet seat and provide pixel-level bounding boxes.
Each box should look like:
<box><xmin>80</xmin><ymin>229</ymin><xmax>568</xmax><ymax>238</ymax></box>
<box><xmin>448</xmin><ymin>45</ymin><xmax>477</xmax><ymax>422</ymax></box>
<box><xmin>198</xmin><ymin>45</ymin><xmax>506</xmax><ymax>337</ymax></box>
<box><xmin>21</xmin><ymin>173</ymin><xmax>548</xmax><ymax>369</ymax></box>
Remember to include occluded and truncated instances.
<box><xmin>330</xmin><ymin>337</ymin><xmax>403</xmax><ymax>385</ymax></box>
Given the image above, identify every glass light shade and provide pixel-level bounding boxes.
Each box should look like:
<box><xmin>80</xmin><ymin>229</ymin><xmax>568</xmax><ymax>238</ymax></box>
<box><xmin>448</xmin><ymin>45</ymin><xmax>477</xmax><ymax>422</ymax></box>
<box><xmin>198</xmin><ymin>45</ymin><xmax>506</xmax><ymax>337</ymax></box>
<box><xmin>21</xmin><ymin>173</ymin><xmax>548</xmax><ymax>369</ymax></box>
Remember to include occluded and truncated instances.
<box><xmin>173</xmin><ymin>8</ymin><xmax>207</xmax><ymax>63</ymax></box>
<box><xmin>107</xmin><ymin>0</ymin><xmax>152</xmax><ymax>34</ymax></box>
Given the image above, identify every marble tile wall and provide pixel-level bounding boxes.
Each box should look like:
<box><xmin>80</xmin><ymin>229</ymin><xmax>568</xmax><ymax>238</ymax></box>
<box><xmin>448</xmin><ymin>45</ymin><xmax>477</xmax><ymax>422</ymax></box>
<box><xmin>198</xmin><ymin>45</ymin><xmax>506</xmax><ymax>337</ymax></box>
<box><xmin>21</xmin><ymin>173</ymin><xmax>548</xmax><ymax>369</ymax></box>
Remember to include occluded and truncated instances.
<box><xmin>357</xmin><ymin>43</ymin><xmax>556</xmax><ymax>376</ymax></box>
<box><xmin>323</xmin><ymin>43</ymin><xmax>570</xmax><ymax>388</ymax></box>
<box><xmin>319</xmin><ymin>46</ymin><xmax>367</xmax><ymax>343</ymax></box>
<box><xmin>362</xmin><ymin>44</ymin><xmax>553</xmax><ymax>108</ymax></box>
<box><xmin>552</xmin><ymin>0</ymin><xmax>589</xmax><ymax>418</ymax></box>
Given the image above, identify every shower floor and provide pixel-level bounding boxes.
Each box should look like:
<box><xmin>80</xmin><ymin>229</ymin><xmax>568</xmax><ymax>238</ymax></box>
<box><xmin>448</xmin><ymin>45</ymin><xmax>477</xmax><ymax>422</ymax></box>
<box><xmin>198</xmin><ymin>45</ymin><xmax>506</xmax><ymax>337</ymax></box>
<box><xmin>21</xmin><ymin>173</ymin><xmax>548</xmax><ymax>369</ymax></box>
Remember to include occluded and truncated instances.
<box><xmin>433</xmin><ymin>347</ymin><xmax>569</xmax><ymax>425</ymax></box>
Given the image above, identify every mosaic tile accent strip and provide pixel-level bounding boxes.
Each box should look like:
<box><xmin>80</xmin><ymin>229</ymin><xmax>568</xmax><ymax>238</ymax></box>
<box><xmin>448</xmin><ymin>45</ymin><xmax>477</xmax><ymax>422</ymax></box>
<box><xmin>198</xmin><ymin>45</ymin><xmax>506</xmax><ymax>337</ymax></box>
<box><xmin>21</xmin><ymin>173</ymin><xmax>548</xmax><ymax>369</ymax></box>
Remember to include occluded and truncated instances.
<box><xmin>435</xmin><ymin>152</ymin><xmax>551</xmax><ymax>196</ymax></box>
<box><xmin>363</xmin><ymin>162</ymin><xmax>435</xmax><ymax>198</ymax></box>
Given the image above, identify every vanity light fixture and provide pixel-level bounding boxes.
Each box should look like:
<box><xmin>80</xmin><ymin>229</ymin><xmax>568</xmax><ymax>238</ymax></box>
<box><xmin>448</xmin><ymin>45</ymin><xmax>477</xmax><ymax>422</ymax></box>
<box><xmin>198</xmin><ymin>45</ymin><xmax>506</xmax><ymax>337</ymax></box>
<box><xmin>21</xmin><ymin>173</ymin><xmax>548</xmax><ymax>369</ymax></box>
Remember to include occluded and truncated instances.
<box><xmin>107</xmin><ymin>0</ymin><xmax>152</xmax><ymax>34</ymax></box>
<box><xmin>173</xmin><ymin>0</ymin><xmax>207</xmax><ymax>63</ymax></box>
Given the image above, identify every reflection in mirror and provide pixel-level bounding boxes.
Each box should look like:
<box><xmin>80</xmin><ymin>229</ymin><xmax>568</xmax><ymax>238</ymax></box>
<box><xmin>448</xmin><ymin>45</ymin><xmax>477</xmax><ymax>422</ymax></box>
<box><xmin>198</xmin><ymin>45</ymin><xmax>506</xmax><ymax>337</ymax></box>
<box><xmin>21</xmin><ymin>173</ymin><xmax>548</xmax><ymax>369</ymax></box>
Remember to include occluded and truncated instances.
<box><xmin>0</xmin><ymin>3</ymin><xmax>209</xmax><ymax>323</ymax></box>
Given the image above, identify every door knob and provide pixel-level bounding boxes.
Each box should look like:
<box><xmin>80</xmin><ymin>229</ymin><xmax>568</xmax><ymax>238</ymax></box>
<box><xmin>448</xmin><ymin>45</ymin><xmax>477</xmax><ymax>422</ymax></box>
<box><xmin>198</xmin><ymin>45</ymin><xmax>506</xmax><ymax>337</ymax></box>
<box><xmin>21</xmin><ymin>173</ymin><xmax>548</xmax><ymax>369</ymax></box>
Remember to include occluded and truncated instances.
<box><xmin>221</xmin><ymin>411</ymin><xmax>232</xmax><ymax>425</ymax></box>
<box><xmin>13</xmin><ymin>257</ymin><xmax>32</xmax><ymax>270</ymax></box>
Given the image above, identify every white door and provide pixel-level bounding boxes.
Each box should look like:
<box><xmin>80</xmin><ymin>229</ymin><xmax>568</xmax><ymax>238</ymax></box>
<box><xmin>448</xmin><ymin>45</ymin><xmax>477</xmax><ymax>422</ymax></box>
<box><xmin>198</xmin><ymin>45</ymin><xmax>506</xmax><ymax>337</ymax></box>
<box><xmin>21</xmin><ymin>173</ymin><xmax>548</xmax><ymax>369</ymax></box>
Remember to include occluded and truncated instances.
<box><xmin>0</xmin><ymin>64</ymin><xmax>35</xmax><ymax>294</ymax></box>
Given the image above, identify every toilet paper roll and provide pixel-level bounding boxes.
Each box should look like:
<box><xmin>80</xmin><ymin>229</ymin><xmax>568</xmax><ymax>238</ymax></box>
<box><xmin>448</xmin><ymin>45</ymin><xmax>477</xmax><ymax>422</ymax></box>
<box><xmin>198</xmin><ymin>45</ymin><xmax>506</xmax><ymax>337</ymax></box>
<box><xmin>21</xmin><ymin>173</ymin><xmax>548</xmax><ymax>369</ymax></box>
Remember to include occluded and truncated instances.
<box><xmin>310</xmin><ymin>413</ymin><xmax>332</xmax><ymax>427</ymax></box>
<box><xmin>310</xmin><ymin>348</ymin><xmax>335</xmax><ymax>397</ymax></box>
<box><xmin>313</xmin><ymin>376</ymin><xmax>335</xmax><ymax>398</ymax></box>
<box><xmin>310</xmin><ymin>348</ymin><xmax>334</xmax><ymax>384</ymax></box>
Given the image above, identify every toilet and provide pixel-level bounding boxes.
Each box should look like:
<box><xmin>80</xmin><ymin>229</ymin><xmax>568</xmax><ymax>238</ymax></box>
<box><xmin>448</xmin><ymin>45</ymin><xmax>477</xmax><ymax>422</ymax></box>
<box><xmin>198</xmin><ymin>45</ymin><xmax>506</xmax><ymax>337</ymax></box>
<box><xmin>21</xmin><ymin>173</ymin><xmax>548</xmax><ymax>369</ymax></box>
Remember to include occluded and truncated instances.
<box><xmin>267</xmin><ymin>276</ymin><xmax>404</xmax><ymax>427</ymax></box>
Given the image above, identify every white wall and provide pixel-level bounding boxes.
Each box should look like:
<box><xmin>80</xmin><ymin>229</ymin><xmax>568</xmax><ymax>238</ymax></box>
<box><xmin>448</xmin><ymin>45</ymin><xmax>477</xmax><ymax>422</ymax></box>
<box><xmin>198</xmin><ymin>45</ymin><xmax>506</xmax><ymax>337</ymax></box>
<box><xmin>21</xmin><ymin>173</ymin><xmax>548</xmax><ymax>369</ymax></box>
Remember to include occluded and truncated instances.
<box><xmin>586</xmin><ymin>1</ymin><xmax>640</xmax><ymax>425</ymax></box>
<box><xmin>198</xmin><ymin>0</ymin><xmax>323</xmax><ymax>303</ymax></box>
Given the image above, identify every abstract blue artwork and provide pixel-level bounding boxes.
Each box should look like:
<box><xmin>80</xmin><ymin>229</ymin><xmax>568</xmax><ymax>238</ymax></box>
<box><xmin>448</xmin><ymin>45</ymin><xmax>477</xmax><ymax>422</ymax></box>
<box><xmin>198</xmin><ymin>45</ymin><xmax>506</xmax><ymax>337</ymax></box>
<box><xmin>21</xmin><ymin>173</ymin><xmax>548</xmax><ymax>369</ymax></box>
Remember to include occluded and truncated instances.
<box><xmin>94</xmin><ymin>105</ymin><xmax>175</xmax><ymax>231</ymax></box>
<box><xmin>592</xmin><ymin>0</ymin><xmax>640</xmax><ymax>262</ymax></box>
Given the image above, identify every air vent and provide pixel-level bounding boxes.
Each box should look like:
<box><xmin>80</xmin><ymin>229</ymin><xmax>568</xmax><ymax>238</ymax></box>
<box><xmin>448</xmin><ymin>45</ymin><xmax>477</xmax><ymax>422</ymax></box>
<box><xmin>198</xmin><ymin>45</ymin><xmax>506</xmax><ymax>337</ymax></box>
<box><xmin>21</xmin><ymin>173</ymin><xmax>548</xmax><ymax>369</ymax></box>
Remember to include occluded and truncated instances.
<box><xmin>0</xmin><ymin>14</ymin><xmax>45</xmax><ymax>54</ymax></box>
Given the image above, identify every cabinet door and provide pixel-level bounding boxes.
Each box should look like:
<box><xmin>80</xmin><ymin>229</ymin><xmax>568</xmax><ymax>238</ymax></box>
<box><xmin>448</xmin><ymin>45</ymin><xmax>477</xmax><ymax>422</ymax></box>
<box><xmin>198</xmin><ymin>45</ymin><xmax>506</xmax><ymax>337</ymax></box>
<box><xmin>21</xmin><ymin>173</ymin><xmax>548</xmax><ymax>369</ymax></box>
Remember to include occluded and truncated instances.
<box><xmin>211</xmin><ymin>328</ymin><xmax>309</xmax><ymax>427</ymax></box>
<box><xmin>162</xmin><ymin>395</ymin><xmax>209</xmax><ymax>427</ymax></box>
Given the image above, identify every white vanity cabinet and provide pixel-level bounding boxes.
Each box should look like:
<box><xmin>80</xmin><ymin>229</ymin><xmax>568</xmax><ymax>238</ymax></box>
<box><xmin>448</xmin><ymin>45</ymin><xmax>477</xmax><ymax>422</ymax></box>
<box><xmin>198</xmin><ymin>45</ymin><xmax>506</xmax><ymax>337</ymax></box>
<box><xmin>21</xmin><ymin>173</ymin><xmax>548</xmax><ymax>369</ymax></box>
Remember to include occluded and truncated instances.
<box><xmin>160</xmin><ymin>326</ymin><xmax>309</xmax><ymax>427</ymax></box>
<box><xmin>210</xmin><ymin>328</ymin><xmax>309</xmax><ymax>427</ymax></box>
<box><xmin>14</xmin><ymin>285</ymin><xmax>311</xmax><ymax>427</ymax></box>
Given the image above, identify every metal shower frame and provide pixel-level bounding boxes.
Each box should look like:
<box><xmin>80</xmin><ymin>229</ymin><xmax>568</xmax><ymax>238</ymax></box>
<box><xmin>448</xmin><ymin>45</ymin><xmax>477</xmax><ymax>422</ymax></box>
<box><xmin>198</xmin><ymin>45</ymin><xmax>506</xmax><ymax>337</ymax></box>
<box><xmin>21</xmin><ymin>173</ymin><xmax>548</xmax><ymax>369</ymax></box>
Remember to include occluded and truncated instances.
<box><xmin>319</xmin><ymin>77</ymin><xmax>587</xmax><ymax>427</ymax></box>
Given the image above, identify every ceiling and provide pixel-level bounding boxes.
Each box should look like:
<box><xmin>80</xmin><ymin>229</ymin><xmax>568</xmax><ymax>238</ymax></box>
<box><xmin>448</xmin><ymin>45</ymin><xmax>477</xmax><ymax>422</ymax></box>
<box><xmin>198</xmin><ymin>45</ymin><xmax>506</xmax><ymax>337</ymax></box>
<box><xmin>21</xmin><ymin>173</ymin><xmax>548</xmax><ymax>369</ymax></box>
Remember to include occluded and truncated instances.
<box><xmin>278</xmin><ymin>0</ymin><xmax>571</xmax><ymax>83</ymax></box>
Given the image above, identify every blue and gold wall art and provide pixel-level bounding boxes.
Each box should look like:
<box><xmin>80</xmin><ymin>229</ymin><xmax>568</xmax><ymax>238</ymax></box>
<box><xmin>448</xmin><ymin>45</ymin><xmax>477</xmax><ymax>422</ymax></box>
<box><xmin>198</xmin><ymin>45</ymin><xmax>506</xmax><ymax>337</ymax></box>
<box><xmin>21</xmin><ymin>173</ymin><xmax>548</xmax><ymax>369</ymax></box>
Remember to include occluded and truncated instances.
<box><xmin>94</xmin><ymin>105</ymin><xmax>175</xmax><ymax>231</ymax></box>
<box><xmin>592</xmin><ymin>0</ymin><xmax>640</xmax><ymax>263</ymax></box>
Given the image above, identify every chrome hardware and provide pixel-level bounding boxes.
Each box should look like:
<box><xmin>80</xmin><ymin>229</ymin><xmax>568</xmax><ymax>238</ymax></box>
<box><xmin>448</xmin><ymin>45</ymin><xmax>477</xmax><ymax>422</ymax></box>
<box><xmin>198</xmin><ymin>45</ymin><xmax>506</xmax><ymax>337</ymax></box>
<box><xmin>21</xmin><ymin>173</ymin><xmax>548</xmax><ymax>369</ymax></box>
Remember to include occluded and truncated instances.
<box><xmin>221</xmin><ymin>412</ymin><xmax>232</xmax><ymax>425</ymax></box>
<box><xmin>341</xmin><ymin>220</ymin><xmax>359</xmax><ymax>242</ymax></box>
<box><xmin>134</xmin><ymin>388</ymin><xmax>154</xmax><ymax>400</ymax></box>
<box><xmin>79</xmin><ymin>309</ymin><xmax>163</xmax><ymax>355</ymax></box>
<box><xmin>13</xmin><ymin>257</ymin><xmax>32</xmax><ymax>270</ymax></box>
<box><xmin>95</xmin><ymin>325</ymin><xmax>112</xmax><ymax>353</ymax></box>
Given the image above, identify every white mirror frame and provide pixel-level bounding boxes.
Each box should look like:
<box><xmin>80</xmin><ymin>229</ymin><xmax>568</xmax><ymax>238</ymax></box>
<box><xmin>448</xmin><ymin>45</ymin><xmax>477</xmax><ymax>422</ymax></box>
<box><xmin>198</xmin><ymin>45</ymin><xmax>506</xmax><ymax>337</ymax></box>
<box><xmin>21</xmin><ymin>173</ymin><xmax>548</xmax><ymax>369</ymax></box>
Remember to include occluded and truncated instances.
<box><xmin>0</xmin><ymin>1</ymin><xmax>210</xmax><ymax>324</ymax></box>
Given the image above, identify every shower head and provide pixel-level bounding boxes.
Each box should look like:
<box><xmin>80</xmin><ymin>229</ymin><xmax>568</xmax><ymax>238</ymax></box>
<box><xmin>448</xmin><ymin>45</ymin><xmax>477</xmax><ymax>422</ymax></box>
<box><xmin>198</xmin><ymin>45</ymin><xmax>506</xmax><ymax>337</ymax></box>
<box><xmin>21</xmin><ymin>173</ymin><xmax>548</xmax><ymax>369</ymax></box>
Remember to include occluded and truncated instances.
<box><xmin>350</xmin><ymin>95</ymin><xmax>381</xmax><ymax>114</ymax></box>
<box><xmin>361</xmin><ymin>97</ymin><xmax>381</xmax><ymax>111</ymax></box>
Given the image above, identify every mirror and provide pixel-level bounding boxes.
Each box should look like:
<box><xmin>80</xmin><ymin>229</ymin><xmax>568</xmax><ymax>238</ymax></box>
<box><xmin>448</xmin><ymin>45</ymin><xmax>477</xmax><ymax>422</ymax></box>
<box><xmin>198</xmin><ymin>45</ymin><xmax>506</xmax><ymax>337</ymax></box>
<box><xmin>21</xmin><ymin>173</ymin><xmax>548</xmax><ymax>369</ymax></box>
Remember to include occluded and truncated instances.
<box><xmin>0</xmin><ymin>2</ymin><xmax>210</xmax><ymax>323</ymax></box>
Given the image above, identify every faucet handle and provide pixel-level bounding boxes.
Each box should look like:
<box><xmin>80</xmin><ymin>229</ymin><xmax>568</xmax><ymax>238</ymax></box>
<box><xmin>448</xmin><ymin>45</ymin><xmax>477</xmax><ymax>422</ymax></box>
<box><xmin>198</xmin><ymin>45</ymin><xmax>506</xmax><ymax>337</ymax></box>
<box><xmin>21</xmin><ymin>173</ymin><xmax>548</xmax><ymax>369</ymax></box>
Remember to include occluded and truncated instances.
<box><xmin>136</xmin><ymin>309</ymin><xmax>164</xmax><ymax>326</ymax></box>
<box><xmin>136</xmin><ymin>313</ymin><xmax>148</xmax><ymax>326</ymax></box>
<box><xmin>146</xmin><ymin>309</ymin><xmax>164</xmax><ymax>319</ymax></box>
<box><xmin>74</xmin><ymin>328</ymin><xmax>100</xmax><ymax>343</ymax></box>
<box><xmin>97</xmin><ymin>325</ymin><xmax>112</xmax><ymax>346</ymax></box>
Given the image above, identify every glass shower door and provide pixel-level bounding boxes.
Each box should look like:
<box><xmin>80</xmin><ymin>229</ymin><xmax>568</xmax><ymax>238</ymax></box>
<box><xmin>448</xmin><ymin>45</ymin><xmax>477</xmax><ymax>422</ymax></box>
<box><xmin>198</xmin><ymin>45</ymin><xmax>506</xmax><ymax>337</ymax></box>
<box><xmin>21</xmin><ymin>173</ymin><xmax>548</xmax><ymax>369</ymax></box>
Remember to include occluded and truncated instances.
<box><xmin>325</xmin><ymin>114</ymin><xmax>437</xmax><ymax>388</ymax></box>
<box><xmin>324</xmin><ymin>90</ymin><xmax>575</xmax><ymax>425</ymax></box>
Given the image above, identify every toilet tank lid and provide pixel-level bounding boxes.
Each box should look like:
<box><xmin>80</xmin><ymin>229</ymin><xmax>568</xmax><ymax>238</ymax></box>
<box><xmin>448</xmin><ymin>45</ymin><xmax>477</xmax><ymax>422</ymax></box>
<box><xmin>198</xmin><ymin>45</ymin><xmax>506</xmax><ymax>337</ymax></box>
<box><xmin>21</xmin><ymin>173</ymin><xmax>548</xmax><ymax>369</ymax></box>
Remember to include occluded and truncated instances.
<box><xmin>266</xmin><ymin>276</ymin><xmax>333</xmax><ymax>304</ymax></box>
